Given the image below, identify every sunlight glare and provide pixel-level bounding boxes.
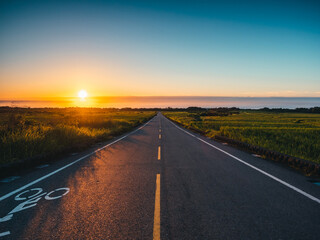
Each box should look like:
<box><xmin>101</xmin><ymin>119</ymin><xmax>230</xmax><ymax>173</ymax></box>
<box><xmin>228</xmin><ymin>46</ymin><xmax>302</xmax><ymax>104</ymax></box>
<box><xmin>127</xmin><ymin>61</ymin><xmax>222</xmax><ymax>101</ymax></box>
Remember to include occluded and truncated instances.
<box><xmin>78</xmin><ymin>90</ymin><xmax>88</xmax><ymax>99</ymax></box>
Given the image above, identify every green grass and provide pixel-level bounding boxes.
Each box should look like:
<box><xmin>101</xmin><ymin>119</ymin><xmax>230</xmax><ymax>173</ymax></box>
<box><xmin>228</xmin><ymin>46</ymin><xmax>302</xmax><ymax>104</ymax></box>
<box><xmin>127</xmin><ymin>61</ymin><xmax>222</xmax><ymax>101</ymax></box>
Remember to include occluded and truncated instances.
<box><xmin>163</xmin><ymin>111</ymin><xmax>320</xmax><ymax>164</ymax></box>
<box><xmin>0</xmin><ymin>108</ymin><xmax>155</xmax><ymax>165</ymax></box>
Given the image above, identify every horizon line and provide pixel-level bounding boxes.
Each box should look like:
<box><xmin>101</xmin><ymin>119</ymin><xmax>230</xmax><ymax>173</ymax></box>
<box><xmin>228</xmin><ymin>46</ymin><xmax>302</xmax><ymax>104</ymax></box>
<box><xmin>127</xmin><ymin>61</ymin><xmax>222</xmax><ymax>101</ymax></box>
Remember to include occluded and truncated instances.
<box><xmin>1</xmin><ymin>96</ymin><xmax>320</xmax><ymax>101</ymax></box>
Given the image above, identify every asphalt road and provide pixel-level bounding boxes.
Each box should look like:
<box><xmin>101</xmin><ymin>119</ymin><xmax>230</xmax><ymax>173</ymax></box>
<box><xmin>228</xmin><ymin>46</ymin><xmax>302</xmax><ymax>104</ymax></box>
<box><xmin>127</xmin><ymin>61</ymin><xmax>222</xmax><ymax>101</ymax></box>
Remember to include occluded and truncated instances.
<box><xmin>0</xmin><ymin>113</ymin><xmax>319</xmax><ymax>239</ymax></box>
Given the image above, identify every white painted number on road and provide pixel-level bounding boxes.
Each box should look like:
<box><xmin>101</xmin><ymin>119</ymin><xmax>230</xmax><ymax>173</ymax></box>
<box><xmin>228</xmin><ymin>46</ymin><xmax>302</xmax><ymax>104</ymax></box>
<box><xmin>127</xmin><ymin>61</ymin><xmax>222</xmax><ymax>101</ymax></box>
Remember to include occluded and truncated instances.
<box><xmin>0</xmin><ymin>187</ymin><xmax>70</xmax><ymax>238</ymax></box>
<box><xmin>15</xmin><ymin>188</ymin><xmax>43</xmax><ymax>201</ymax></box>
<box><xmin>45</xmin><ymin>188</ymin><xmax>70</xmax><ymax>200</ymax></box>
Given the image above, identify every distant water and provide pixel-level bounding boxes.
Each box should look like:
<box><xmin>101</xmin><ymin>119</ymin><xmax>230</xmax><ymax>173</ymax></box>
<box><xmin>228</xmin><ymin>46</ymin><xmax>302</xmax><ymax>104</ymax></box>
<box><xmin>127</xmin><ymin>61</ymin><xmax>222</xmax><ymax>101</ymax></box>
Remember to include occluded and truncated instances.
<box><xmin>0</xmin><ymin>97</ymin><xmax>320</xmax><ymax>109</ymax></box>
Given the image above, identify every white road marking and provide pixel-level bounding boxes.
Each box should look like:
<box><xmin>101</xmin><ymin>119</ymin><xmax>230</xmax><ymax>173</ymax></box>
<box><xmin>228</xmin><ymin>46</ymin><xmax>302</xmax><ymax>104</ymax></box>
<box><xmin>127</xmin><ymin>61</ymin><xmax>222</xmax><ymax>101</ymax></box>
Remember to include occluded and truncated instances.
<box><xmin>170</xmin><ymin>121</ymin><xmax>320</xmax><ymax>205</ymax></box>
<box><xmin>0</xmin><ymin>176</ymin><xmax>20</xmax><ymax>183</ymax></box>
<box><xmin>0</xmin><ymin>231</ymin><xmax>10</xmax><ymax>237</ymax></box>
<box><xmin>153</xmin><ymin>174</ymin><xmax>161</xmax><ymax>240</ymax></box>
<box><xmin>45</xmin><ymin>188</ymin><xmax>69</xmax><ymax>200</ymax></box>
<box><xmin>0</xmin><ymin>186</ymin><xmax>69</xmax><ymax>228</ymax></box>
<box><xmin>15</xmin><ymin>188</ymin><xmax>43</xmax><ymax>201</ymax></box>
<box><xmin>0</xmin><ymin>214</ymin><xmax>12</xmax><ymax>222</ymax></box>
<box><xmin>252</xmin><ymin>154</ymin><xmax>261</xmax><ymax>158</ymax></box>
<box><xmin>9</xmin><ymin>196</ymin><xmax>42</xmax><ymax>214</ymax></box>
<box><xmin>0</xmin><ymin>118</ymin><xmax>153</xmax><ymax>202</ymax></box>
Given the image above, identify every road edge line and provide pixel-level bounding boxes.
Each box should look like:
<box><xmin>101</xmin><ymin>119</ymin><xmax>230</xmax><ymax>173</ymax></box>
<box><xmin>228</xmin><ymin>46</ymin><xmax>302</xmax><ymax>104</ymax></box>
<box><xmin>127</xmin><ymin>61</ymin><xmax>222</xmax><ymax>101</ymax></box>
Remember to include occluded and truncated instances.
<box><xmin>0</xmin><ymin>118</ymin><xmax>154</xmax><ymax>202</ymax></box>
<box><xmin>169</xmin><ymin>120</ymin><xmax>320</xmax><ymax>205</ymax></box>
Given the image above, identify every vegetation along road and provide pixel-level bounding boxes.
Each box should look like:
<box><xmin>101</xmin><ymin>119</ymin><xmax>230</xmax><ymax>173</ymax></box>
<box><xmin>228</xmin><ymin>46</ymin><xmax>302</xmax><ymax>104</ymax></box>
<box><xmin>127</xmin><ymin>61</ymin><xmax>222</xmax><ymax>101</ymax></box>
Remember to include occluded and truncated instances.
<box><xmin>0</xmin><ymin>113</ymin><xmax>319</xmax><ymax>239</ymax></box>
<box><xmin>0</xmin><ymin>108</ymin><xmax>155</xmax><ymax>165</ymax></box>
<box><xmin>164</xmin><ymin>109</ymin><xmax>320</xmax><ymax>164</ymax></box>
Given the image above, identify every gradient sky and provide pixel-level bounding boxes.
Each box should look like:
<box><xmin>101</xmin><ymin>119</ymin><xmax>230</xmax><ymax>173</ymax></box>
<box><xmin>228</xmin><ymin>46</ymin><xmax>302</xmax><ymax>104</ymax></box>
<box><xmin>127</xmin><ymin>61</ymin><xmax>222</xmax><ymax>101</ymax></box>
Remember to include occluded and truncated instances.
<box><xmin>0</xmin><ymin>0</ymin><xmax>320</xmax><ymax>99</ymax></box>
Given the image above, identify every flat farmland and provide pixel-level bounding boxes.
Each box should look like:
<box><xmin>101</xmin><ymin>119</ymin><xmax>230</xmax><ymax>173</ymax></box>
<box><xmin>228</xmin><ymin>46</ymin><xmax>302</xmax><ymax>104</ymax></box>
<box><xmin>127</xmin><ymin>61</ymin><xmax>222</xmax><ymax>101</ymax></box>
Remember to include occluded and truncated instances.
<box><xmin>163</xmin><ymin>111</ymin><xmax>320</xmax><ymax>164</ymax></box>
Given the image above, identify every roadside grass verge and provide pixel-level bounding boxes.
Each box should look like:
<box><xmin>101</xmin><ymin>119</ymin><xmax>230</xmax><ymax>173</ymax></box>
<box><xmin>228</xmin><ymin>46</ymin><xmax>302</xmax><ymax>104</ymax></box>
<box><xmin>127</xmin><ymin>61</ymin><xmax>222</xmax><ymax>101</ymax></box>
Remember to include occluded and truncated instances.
<box><xmin>163</xmin><ymin>111</ymin><xmax>320</xmax><ymax>165</ymax></box>
<box><xmin>0</xmin><ymin>108</ymin><xmax>155</xmax><ymax>165</ymax></box>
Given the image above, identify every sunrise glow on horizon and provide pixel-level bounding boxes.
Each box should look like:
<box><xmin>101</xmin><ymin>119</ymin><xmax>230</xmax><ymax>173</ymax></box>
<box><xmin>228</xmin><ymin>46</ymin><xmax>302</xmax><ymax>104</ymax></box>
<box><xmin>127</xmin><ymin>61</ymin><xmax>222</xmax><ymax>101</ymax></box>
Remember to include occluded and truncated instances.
<box><xmin>0</xmin><ymin>0</ymin><xmax>319</xmax><ymax>102</ymax></box>
<box><xmin>78</xmin><ymin>90</ymin><xmax>88</xmax><ymax>100</ymax></box>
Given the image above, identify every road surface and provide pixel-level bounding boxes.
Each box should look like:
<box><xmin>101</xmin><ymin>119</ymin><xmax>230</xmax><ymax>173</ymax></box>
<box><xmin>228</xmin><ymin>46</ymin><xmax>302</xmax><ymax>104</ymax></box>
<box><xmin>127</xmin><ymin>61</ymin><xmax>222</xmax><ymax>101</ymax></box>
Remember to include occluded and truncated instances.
<box><xmin>0</xmin><ymin>113</ymin><xmax>319</xmax><ymax>239</ymax></box>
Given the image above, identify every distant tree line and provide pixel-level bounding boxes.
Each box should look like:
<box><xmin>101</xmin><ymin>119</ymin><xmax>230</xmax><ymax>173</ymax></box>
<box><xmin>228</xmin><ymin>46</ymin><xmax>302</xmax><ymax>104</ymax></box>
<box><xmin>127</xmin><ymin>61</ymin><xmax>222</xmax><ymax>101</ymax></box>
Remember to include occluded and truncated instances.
<box><xmin>252</xmin><ymin>107</ymin><xmax>320</xmax><ymax>113</ymax></box>
<box><xmin>1</xmin><ymin>106</ymin><xmax>319</xmax><ymax>113</ymax></box>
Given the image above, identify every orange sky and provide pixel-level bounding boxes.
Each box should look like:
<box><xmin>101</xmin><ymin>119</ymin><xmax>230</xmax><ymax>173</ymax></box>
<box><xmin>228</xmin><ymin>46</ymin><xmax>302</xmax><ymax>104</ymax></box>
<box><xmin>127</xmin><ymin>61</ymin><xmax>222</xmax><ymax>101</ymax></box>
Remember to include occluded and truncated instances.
<box><xmin>1</xmin><ymin>55</ymin><xmax>319</xmax><ymax>100</ymax></box>
<box><xmin>1</xmin><ymin>0</ymin><xmax>319</xmax><ymax>100</ymax></box>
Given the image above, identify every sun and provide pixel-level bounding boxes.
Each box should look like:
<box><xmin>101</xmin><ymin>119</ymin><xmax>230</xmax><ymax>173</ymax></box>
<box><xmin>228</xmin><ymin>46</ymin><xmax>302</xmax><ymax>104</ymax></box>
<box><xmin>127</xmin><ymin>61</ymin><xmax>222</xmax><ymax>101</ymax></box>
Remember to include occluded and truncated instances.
<box><xmin>78</xmin><ymin>90</ymin><xmax>88</xmax><ymax>99</ymax></box>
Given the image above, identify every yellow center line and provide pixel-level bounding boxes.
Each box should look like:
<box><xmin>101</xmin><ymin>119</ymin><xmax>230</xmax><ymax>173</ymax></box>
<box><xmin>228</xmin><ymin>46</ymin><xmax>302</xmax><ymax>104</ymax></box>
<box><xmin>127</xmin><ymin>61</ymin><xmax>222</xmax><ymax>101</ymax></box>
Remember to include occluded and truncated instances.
<box><xmin>158</xmin><ymin>146</ymin><xmax>161</xmax><ymax>160</ymax></box>
<box><xmin>153</xmin><ymin>174</ymin><xmax>161</xmax><ymax>240</ymax></box>
<box><xmin>159</xmin><ymin>129</ymin><xmax>161</xmax><ymax>133</ymax></box>
<box><xmin>159</xmin><ymin>134</ymin><xmax>161</xmax><ymax>139</ymax></box>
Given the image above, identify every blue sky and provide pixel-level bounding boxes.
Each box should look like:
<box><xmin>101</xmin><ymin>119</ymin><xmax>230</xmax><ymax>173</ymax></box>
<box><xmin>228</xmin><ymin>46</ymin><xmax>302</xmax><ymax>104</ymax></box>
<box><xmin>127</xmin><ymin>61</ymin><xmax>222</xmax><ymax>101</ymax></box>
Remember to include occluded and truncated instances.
<box><xmin>0</xmin><ymin>0</ymin><xmax>319</xmax><ymax>98</ymax></box>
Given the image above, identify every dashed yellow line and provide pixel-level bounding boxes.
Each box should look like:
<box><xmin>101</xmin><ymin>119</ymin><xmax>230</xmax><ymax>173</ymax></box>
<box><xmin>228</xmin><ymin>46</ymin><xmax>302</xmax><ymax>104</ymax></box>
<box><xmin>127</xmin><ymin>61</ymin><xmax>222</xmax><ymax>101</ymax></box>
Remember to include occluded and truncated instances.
<box><xmin>159</xmin><ymin>134</ymin><xmax>161</xmax><ymax>139</ymax></box>
<box><xmin>158</xmin><ymin>146</ymin><xmax>161</xmax><ymax>160</ymax></box>
<box><xmin>153</xmin><ymin>174</ymin><xmax>161</xmax><ymax>240</ymax></box>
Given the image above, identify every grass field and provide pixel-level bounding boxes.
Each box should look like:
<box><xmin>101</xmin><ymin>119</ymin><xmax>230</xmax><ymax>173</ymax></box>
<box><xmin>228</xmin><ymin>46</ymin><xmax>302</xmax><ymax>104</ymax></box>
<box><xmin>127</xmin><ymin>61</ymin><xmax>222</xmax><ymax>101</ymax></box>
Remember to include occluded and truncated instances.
<box><xmin>0</xmin><ymin>107</ymin><xmax>155</xmax><ymax>165</ymax></box>
<box><xmin>163</xmin><ymin>111</ymin><xmax>320</xmax><ymax>164</ymax></box>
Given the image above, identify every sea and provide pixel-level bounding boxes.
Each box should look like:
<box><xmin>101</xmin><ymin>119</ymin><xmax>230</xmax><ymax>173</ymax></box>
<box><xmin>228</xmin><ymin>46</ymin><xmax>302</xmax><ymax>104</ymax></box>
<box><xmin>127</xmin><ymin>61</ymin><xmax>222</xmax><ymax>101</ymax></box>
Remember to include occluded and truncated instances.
<box><xmin>0</xmin><ymin>97</ymin><xmax>320</xmax><ymax>109</ymax></box>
